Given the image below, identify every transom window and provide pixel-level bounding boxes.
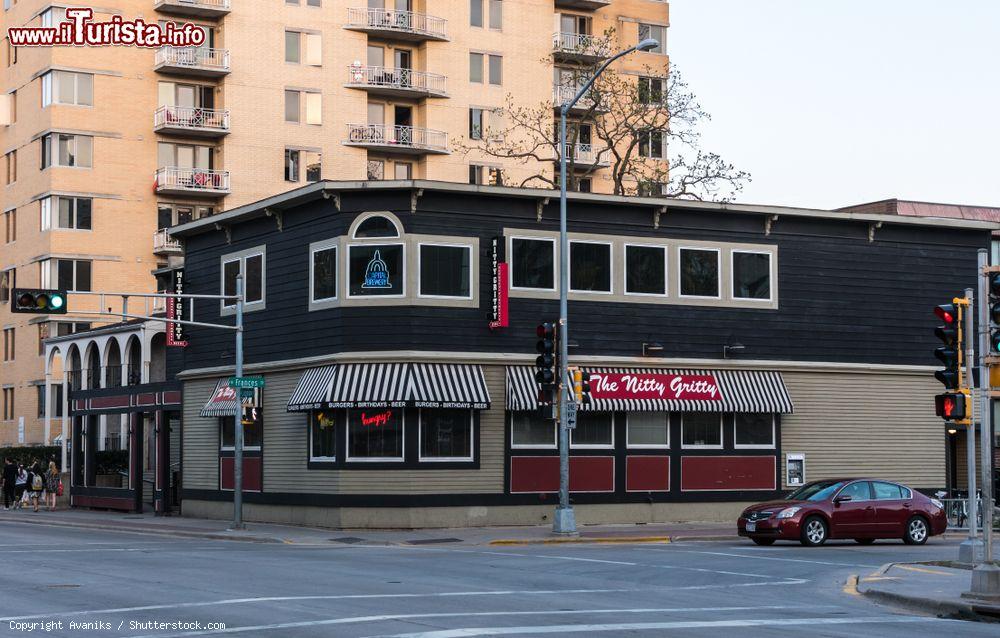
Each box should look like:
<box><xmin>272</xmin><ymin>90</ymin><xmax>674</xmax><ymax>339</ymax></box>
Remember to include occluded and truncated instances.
<box><xmin>681</xmin><ymin>413</ymin><xmax>722</xmax><ymax>448</ymax></box>
<box><xmin>510</xmin><ymin>237</ymin><xmax>555</xmax><ymax>291</ymax></box>
<box><xmin>679</xmin><ymin>247</ymin><xmax>720</xmax><ymax>298</ymax></box>
<box><xmin>354</xmin><ymin>214</ymin><xmax>400</xmax><ymax>238</ymax></box>
<box><xmin>569</xmin><ymin>241</ymin><xmax>611</xmax><ymax>293</ymax></box>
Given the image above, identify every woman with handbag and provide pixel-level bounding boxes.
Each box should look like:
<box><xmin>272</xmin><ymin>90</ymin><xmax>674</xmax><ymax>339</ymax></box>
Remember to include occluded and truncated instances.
<box><xmin>45</xmin><ymin>461</ymin><xmax>60</xmax><ymax>511</ymax></box>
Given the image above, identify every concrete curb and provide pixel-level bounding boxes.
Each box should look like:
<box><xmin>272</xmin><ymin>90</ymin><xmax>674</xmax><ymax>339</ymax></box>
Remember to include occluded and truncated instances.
<box><xmin>489</xmin><ymin>536</ymin><xmax>672</xmax><ymax>546</ymax></box>
<box><xmin>0</xmin><ymin>516</ymin><xmax>282</xmax><ymax>544</ymax></box>
<box><xmin>856</xmin><ymin>562</ymin><xmax>1000</xmax><ymax>623</ymax></box>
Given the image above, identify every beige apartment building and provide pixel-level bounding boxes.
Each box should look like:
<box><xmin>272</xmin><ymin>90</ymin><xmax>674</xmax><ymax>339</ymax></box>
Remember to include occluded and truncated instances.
<box><xmin>0</xmin><ymin>0</ymin><xmax>669</xmax><ymax>446</ymax></box>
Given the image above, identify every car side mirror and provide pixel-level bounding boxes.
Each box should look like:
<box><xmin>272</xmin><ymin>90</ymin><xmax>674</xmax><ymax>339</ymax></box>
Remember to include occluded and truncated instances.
<box><xmin>834</xmin><ymin>495</ymin><xmax>852</xmax><ymax>504</ymax></box>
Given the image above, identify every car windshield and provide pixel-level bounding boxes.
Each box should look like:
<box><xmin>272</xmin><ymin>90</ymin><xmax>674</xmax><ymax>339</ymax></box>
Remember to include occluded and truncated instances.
<box><xmin>786</xmin><ymin>480</ymin><xmax>845</xmax><ymax>502</ymax></box>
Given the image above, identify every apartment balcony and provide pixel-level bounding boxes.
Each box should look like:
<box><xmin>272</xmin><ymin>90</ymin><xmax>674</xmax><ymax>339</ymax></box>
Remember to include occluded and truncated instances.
<box><xmin>553</xmin><ymin>84</ymin><xmax>609</xmax><ymax>116</ymax></box>
<box><xmin>154</xmin><ymin>167</ymin><xmax>230</xmax><ymax>197</ymax></box>
<box><xmin>557</xmin><ymin>143</ymin><xmax>612</xmax><ymax>169</ymax></box>
<box><xmin>153</xmin><ymin>0</ymin><xmax>230</xmax><ymax>19</ymax></box>
<box><xmin>154</xmin><ymin>105</ymin><xmax>230</xmax><ymax>138</ymax></box>
<box><xmin>345</xmin><ymin>65</ymin><xmax>447</xmax><ymax>99</ymax></box>
<box><xmin>154</xmin><ymin>46</ymin><xmax>231</xmax><ymax>77</ymax></box>
<box><xmin>554</xmin><ymin>0</ymin><xmax>611</xmax><ymax>10</ymax></box>
<box><xmin>344</xmin><ymin>7</ymin><xmax>448</xmax><ymax>42</ymax></box>
<box><xmin>552</xmin><ymin>32</ymin><xmax>611</xmax><ymax>63</ymax></box>
<box><xmin>343</xmin><ymin>123</ymin><xmax>449</xmax><ymax>155</ymax></box>
<box><xmin>152</xmin><ymin>228</ymin><xmax>183</xmax><ymax>256</ymax></box>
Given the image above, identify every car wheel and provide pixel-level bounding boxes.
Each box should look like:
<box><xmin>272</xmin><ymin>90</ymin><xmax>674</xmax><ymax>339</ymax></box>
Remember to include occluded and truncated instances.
<box><xmin>751</xmin><ymin>537</ymin><xmax>775</xmax><ymax>546</ymax></box>
<box><xmin>854</xmin><ymin>538</ymin><xmax>875</xmax><ymax>545</ymax></box>
<box><xmin>800</xmin><ymin>516</ymin><xmax>828</xmax><ymax>547</ymax></box>
<box><xmin>903</xmin><ymin>516</ymin><xmax>929</xmax><ymax>545</ymax></box>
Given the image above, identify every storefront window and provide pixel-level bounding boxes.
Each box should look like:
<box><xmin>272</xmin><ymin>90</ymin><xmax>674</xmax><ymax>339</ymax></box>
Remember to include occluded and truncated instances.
<box><xmin>348</xmin><ymin>244</ymin><xmax>404</xmax><ymax>297</ymax></box>
<box><xmin>627</xmin><ymin>412</ymin><xmax>668</xmax><ymax>448</ymax></box>
<box><xmin>511</xmin><ymin>411</ymin><xmax>555</xmax><ymax>448</ymax></box>
<box><xmin>570</xmin><ymin>412</ymin><xmax>613</xmax><ymax>448</ymax></box>
<box><xmin>734</xmin><ymin>413</ymin><xmax>774</xmax><ymax>448</ymax></box>
<box><xmin>310</xmin><ymin>410</ymin><xmax>337</xmax><ymax>460</ymax></box>
<box><xmin>679</xmin><ymin>248</ymin><xmax>719</xmax><ymax>298</ymax></box>
<box><xmin>220</xmin><ymin>412</ymin><xmax>262</xmax><ymax>450</ymax></box>
<box><xmin>732</xmin><ymin>251</ymin><xmax>771</xmax><ymax>300</ymax></box>
<box><xmin>681</xmin><ymin>413</ymin><xmax>722</xmax><ymax>448</ymax></box>
<box><xmin>625</xmin><ymin>244</ymin><xmax>666</xmax><ymax>296</ymax></box>
<box><xmin>347</xmin><ymin>408</ymin><xmax>404</xmax><ymax>461</ymax></box>
<box><xmin>419</xmin><ymin>244</ymin><xmax>471</xmax><ymax>298</ymax></box>
<box><xmin>569</xmin><ymin>241</ymin><xmax>612</xmax><ymax>293</ymax></box>
<box><xmin>419</xmin><ymin>409</ymin><xmax>473</xmax><ymax>460</ymax></box>
<box><xmin>510</xmin><ymin>237</ymin><xmax>555</xmax><ymax>290</ymax></box>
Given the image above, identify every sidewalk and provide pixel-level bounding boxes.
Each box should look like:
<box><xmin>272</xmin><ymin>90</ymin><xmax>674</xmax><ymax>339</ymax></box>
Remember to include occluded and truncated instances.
<box><xmin>856</xmin><ymin>560</ymin><xmax>1000</xmax><ymax>622</ymax></box>
<box><xmin>0</xmin><ymin>507</ymin><xmax>739</xmax><ymax>546</ymax></box>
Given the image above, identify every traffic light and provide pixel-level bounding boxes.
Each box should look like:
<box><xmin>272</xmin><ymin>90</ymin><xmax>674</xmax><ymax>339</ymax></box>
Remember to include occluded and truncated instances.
<box><xmin>10</xmin><ymin>288</ymin><xmax>67</xmax><ymax>314</ymax></box>
<box><xmin>572</xmin><ymin>368</ymin><xmax>592</xmax><ymax>405</ymax></box>
<box><xmin>535</xmin><ymin>322</ymin><xmax>558</xmax><ymax>405</ymax></box>
<box><xmin>989</xmin><ymin>273</ymin><xmax>1000</xmax><ymax>353</ymax></box>
<box><xmin>933</xmin><ymin>303</ymin><xmax>961</xmax><ymax>389</ymax></box>
<box><xmin>935</xmin><ymin>392</ymin><xmax>968</xmax><ymax>421</ymax></box>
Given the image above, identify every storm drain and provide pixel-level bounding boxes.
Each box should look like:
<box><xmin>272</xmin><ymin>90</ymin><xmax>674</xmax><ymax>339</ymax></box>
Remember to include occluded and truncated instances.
<box><xmin>330</xmin><ymin>536</ymin><xmax>367</xmax><ymax>544</ymax></box>
<box><xmin>405</xmin><ymin>538</ymin><xmax>462</xmax><ymax>545</ymax></box>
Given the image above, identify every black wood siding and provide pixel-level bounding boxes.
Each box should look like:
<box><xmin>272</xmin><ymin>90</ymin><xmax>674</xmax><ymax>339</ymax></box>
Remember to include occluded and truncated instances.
<box><xmin>176</xmin><ymin>189</ymin><xmax>989</xmax><ymax>371</ymax></box>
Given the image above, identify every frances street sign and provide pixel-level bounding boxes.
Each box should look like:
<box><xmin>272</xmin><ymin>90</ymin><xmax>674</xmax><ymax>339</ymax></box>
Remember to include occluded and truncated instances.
<box><xmin>229</xmin><ymin>375</ymin><xmax>265</xmax><ymax>389</ymax></box>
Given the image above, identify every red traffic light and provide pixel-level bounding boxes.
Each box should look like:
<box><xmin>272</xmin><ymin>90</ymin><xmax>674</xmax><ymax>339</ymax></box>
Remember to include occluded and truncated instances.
<box><xmin>934</xmin><ymin>304</ymin><xmax>957</xmax><ymax>325</ymax></box>
<box><xmin>536</xmin><ymin>322</ymin><xmax>555</xmax><ymax>339</ymax></box>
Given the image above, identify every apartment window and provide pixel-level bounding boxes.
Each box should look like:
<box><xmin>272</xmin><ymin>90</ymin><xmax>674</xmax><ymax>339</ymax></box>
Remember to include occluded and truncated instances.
<box><xmin>347</xmin><ymin>408</ymin><xmax>404</xmax><ymax>461</ymax></box>
<box><xmin>0</xmin><ymin>267</ymin><xmax>13</xmax><ymax>303</ymax></box>
<box><xmin>732</xmin><ymin>250</ymin><xmax>772</xmax><ymax>300</ymax></box>
<box><xmin>470</xmin><ymin>0</ymin><xmax>483</xmax><ymax>27</ymax></box>
<box><xmin>284</xmin><ymin>90</ymin><xmax>300</xmax><ymax>122</ymax></box>
<box><xmin>637</xmin><ymin>23</ymin><xmax>667</xmax><ymax>53</ymax></box>
<box><xmin>157</xmin><ymin>142</ymin><xmax>212</xmax><ymax>170</ymax></box>
<box><xmin>347</xmin><ymin>243</ymin><xmax>404</xmax><ymax>298</ymax></box>
<box><xmin>307</xmin><ymin>0</ymin><xmax>321</xmax><ymax>5</ymax></box>
<box><xmin>310</xmin><ymin>241</ymin><xmax>337</xmax><ymax>303</ymax></box>
<box><xmin>40</xmin><ymin>196</ymin><xmax>91</xmax><ymax>230</ymax></box>
<box><xmin>511</xmin><ymin>411</ymin><xmax>555</xmax><ymax>448</ymax></box>
<box><xmin>638</xmin><ymin>76</ymin><xmax>665</xmax><ymax>104</ymax></box>
<box><xmin>39</xmin><ymin>259</ymin><xmax>90</xmax><ymax>291</ymax></box>
<box><xmin>285</xmin><ymin>31</ymin><xmax>322</xmax><ymax>66</ymax></box>
<box><xmin>54</xmin><ymin>321</ymin><xmax>90</xmax><ymax>336</ymax></box>
<box><xmin>284</xmin><ymin>90</ymin><xmax>322</xmax><ymax>124</ymax></box>
<box><xmin>36</xmin><ymin>385</ymin><xmax>45</xmax><ymax>418</ymax></box>
<box><xmin>510</xmin><ymin>237</ymin><xmax>555</xmax><ymax>290</ymax></box>
<box><xmin>734</xmin><ymin>413</ymin><xmax>775</xmax><ymax>449</ymax></box>
<box><xmin>488</xmin><ymin>0</ymin><xmax>502</xmax><ymax>29</ymax></box>
<box><xmin>394</xmin><ymin>162</ymin><xmax>411</xmax><ymax>179</ymax></box>
<box><xmin>37</xmin><ymin>322</ymin><xmax>47</xmax><ymax>356</ymax></box>
<box><xmin>285</xmin><ymin>149</ymin><xmax>300</xmax><ymax>181</ymax></box>
<box><xmin>681</xmin><ymin>413</ymin><xmax>722</xmax><ymax>448</ymax></box>
<box><xmin>419</xmin><ymin>244</ymin><xmax>471</xmax><ymax>298</ymax></box>
<box><xmin>469</xmin><ymin>108</ymin><xmax>483</xmax><ymax>139</ymax></box>
<box><xmin>6</xmin><ymin>37</ymin><xmax>16</xmax><ymax>67</ymax></box>
<box><xmin>488</xmin><ymin>55</ymin><xmax>502</xmax><ymax>85</ymax></box>
<box><xmin>157</xmin><ymin>203</ymin><xmax>212</xmax><ymax>230</ymax></box>
<box><xmin>638</xmin><ymin>130</ymin><xmax>664</xmax><ymax>159</ymax></box>
<box><xmin>2</xmin><ymin>90</ymin><xmax>15</xmax><ymax>125</ymax></box>
<box><xmin>309</xmin><ymin>410</ymin><xmax>337</xmax><ymax>461</ymax></box>
<box><xmin>2</xmin><ymin>327</ymin><xmax>13</xmax><ymax>361</ymax></box>
<box><xmin>367</xmin><ymin>159</ymin><xmax>384</xmax><ymax>180</ymax></box>
<box><xmin>1</xmin><ymin>387</ymin><xmax>12</xmax><ymax>420</ymax></box>
<box><xmin>570</xmin><ymin>412</ymin><xmax>613</xmax><ymax>448</ymax></box>
<box><xmin>627</xmin><ymin>412</ymin><xmax>669</xmax><ymax>448</ymax></box>
<box><xmin>2</xmin><ymin>208</ymin><xmax>14</xmax><ymax>243</ymax></box>
<box><xmin>221</xmin><ymin>414</ymin><xmax>262</xmax><ymax>450</ymax></box>
<box><xmin>569</xmin><ymin>241</ymin><xmax>611</xmax><ymax>293</ymax></box>
<box><xmin>305</xmin><ymin>151</ymin><xmax>322</xmax><ymax>181</ymax></box>
<box><xmin>469</xmin><ymin>52</ymin><xmax>483</xmax><ymax>83</ymax></box>
<box><xmin>41</xmin><ymin>71</ymin><xmax>94</xmax><ymax>107</ymax></box>
<box><xmin>4</xmin><ymin>150</ymin><xmax>14</xmax><ymax>184</ymax></box>
<box><xmin>41</xmin><ymin>133</ymin><xmax>93</xmax><ymax>168</ymax></box>
<box><xmin>469</xmin><ymin>164</ymin><xmax>503</xmax><ymax>186</ymax></box>
<box><xmin>305</xmin><ymin>92</ymin><xmax>322</xmax><ymax>124</ymax></box>
<box><xmin>625</xmin><ymin>244</ymin><xmax>666</xmax><ymax>296</ymax></box>
<box><xmin>221</xmin><ymin>247</ymin><xmax>265</xmax><ymax>310</ymax></box>
<box><xmin>419</xmin><ymin>409</ymin><xmax>473</xmax><ymax>461</ymax></box>
<box><xmin>577</xmin><ymin>178</ymin><xmax>591</xmax><ymax>193</ymax></box>
<box><xmin>40</xmin><ymin>7</ymin><xmax>66</xmax><ymax>27</ymax></box>
<box><xmin>285</xmin><ymin>31</ymin><xmax>300</xmax><ymax>63</ymax></box>
<box><xmin>679</xmin><ymin>247</ymin><xmax>719</xmax><ymax>298</ymax></box>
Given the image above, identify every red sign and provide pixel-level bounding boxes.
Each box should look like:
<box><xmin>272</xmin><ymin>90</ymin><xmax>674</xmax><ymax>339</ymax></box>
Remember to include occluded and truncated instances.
<box><xmin>360</xmin><ymin>410</ymin><xmax>393</xmax><ymax>427</ymax></box>
<box><xmin>588</xmin><ymin>373</ymin><xmax>722</xmax><ymax>401</ymax></box>
<box><xmin>488</xmin><ymin>237</ymin><xmax>509</xmax><ymax>330</ymax></box>
<box><xmin>208</xmin><ymin>385</ymin><xmax>238</xmax><ymax>404</ymax></box>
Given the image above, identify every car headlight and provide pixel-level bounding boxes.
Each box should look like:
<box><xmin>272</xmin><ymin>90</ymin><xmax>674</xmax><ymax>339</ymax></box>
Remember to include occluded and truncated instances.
<box><xmin>776</xmin><ymin>506</ymin><xmax>802</xmax><ymax>519</ymax></box>
<box><xmin>930</xmin><ymin>499</ymin><xmax>944</xmax><ymax>510</ymax></box>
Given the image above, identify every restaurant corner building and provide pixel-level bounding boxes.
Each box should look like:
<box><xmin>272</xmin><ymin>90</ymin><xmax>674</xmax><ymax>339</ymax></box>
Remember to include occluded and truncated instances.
<box><xmin>164</xmin><ymin>181</ymin><xmax>995</xmax><ymax>528</ymax></box>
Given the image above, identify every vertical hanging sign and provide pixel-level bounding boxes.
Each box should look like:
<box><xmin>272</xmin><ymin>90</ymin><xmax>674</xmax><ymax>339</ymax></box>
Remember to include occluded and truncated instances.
<box><xmin>489</xmin><ymin>236</ymin><xmax>509</xmax><ymax>329</ymax></box>
<box><xmin>166</xmin><ymin>269</ymin><xmax>188</xmax><ymax>347</ymax></box>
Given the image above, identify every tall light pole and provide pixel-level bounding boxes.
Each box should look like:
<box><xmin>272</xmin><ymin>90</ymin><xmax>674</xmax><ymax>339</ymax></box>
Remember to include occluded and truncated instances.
<box><xmin>553</xmin><ymin>38</ymin><xmax>659</xmax><ymax>535</ymax></box>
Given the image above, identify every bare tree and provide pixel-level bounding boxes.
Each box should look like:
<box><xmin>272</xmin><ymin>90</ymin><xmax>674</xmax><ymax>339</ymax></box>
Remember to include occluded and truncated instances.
<box><xmin>456</xmin><ymin>37</ymin><xmax>750</xmax><ymax>201</ymax></box>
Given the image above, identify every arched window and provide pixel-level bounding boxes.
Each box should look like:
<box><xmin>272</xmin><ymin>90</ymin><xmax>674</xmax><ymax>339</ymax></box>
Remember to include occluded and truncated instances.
<box><xmin>353</xmin><ymin>215</ymin><xmax>399</xmax><ymax>239</ymax></box>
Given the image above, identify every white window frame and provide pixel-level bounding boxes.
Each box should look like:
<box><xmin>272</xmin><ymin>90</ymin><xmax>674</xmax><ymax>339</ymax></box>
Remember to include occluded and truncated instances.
<box><xmin>570</xmin><ymin>413</ymin><xmax>615</xmax><ymax>450</ymax></box>
<box><xmin>345</xmin><ymin>410</ymin><xmax>406</xmax><ymax>463</ymax></box>
<box><xmin>219</xmin><ymin>245</ymin><xmax>266</xmax><ymax>315</ymax></box>
<box><xmin>508</xmin><ymin>235</ymin><xmax>556</xmax><ymax>292</ymax></box>
<box><xmin>41</xmin><ymin>70</ymin><xmax>93</xmax><ymax>108</ymax></box>
<box><xmin>730</xmin><ymin>248</ymin><xmax>774</xmax><ymax>303</ymax></box>
<box><xmin>308</xmin><ymin>410</ymin><xmax>337</xmax><ymax>462</ymax></box>
<box><xmin>680</xmin><ymin>413</ymin><xmax>724</xmax><ymax>450</ymax></box>
<box><xmin>732</xmin><ymin>413</ymin><xmax>776</xmax><ymax>450</ymax></box>
<box><xmin>308</xmin><ymin>238</ymin><xmax>339</xmax><ymax>309</ymax></box>
<box><xmin>41</xmin><ymin>133</ymin><xmax>93</xmax><ymax>169</ymax></box>
<box><xmin>417</xmin><ymin>241</ymin><xmax>473</xmax><ymax>300</ymax></box>
<box><xmin>677</xmin><ymin>246</ymin><xmax>721</xmax><ymax>300</ymax></box>
<box><xmin>626</xmin><ymin>411</ymin><xmax>670</xmax><ymax>449</ymax></box>
<box><xmin>417</xmin><ymin>409</ymin><xmax>475</xmax><ymax>462</ymax></box>
<box><xmin>568</xmin><ymin>239</ymin><xmax>613</xmax><ymax>295</ymax></box>
<box><xmin>346</xmin><ymin>242</ymin><xmax>406</xmax><ymax>300</ymax></box>
<box><xmin>623</xmin><ymin>242</ymin><xmax>668</xmax><ymax>297</ymax></box>
<box><xmin>219</xmin><ymin>416</ymin><xmax>262</xmax><ymax>452</ymax></box>
<box><xmin>510</xmin><ymin>412</ymin><xmax>557</xmax><ymax>450</ymax></box>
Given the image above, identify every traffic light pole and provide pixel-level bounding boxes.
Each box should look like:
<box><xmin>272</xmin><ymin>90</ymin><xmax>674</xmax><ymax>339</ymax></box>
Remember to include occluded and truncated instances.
<box><xmin>960</xmin><ymin>288</ymin><xmax>983</xmax><ymax>564</ymax></box>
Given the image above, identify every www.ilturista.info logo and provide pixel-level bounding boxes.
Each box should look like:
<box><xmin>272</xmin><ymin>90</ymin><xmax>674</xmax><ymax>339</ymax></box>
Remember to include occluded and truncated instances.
<box><xmin>7</xmin><ymin>8</ymin><xmax>205</xmax><ymax>48</ymax></box>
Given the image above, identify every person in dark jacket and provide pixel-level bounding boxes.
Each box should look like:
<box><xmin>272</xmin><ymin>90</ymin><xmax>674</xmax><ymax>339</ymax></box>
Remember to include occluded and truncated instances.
<box><xmin>2</xmin><ymin>458</ymin><xmax>16</xmax><ymax>510</ymax></box>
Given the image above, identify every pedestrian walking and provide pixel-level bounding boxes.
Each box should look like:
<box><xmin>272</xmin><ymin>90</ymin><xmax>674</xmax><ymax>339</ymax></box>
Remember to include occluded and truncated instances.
<box><xmin>27</xmin><ymin>461</ymin><xmax>43</xmax><ymax>513</ymax></box>
<box><xmin>2</xmin><ymin>458</ymin><xmax>16</xmax><ymax>510</ymax></box>
<box><xmin>14</xmin><ymin>464</ymin><xmax>27</xmax><ymax>509</ymax></box>
<box><xmin>45</xmin><ymin>461</ymin><xmax>60</xmax><ymax>511</ymax></box>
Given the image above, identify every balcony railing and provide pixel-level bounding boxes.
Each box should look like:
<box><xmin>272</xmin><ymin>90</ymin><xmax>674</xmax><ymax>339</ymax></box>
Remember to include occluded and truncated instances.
<box><xmin>565</xmin><ymin>143</ymin><xmax>611</xmax><ymax>167</ymax></box>
<box><xmin>553</xmin><ymin>84</ymin><xmax>605</xmax><ymax>113</ymax></box>
<box><xmin>154</xmin><ymin>167</ymin><xmax>230</xmax><ymax>195</ymax></box>
<box><xmin>104</xmin><ymin>364</ymin><xmax>143</xmax><ymax>389</ymax></box>
<box><xmin>346</xmin><ymin>65</ymin><xmax>448</xmax><ymax>97</ymax></box>
<box><xmin>154</xmin><ymin>0</ymin><xmax>231</xmax><ymax>17</ymax></box>
<box><xmin>154</xmin><ymin>105</ymin><xmax>230</xmax><ymax>135</ymax></box>
<box><xmin>344</xmin><ymin>123</ymin><xmax>449</xmax><ymax>154</ymax></box>
<box><xmin>153</xmin><ymin>228</ymin><xmax>183</xmax><ymax>254</ymax></box>
<box><xmin>552</xmin><ymin>32</ymin><xmax>611</xmax><ymax>59</ymax></box>
<box><xmin>67</xmin><ymin>369</ymin><xmax>83</xmax><ymax>392</ymax></box>
<box><xmin>345</xmin><ymin>7</ymin><xmax>448</xmax><ymax>40</ymax></box>
<box><xmin>155</xmin><ymin>46</ymin><xmax>230</xmax><ymax>74</ymax></box>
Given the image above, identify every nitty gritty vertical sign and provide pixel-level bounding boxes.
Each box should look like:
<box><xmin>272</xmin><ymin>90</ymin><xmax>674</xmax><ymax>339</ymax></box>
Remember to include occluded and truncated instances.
<box><xmin>166</xmin><ymin>269</ymin><xmax>188</xmax><ymax>347</ymax></box>
<box><xmin>488</xmin><ymin>237</ymin><xmax>509</xmax><ymax>329</ymax></box>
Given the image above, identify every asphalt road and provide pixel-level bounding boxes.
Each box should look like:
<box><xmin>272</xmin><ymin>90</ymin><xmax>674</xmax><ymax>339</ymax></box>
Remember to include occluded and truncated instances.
<box><xmin>0</xmin><ymin>520</ymin><xmax>993</xmax><ymax>638</ymax></box>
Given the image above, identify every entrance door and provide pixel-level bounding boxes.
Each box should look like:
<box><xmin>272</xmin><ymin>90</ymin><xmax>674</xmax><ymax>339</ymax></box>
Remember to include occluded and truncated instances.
<box><xmin>829</xmin><ymin>480</ymin><xmax>876</xmax><ymax>537</ymax></box>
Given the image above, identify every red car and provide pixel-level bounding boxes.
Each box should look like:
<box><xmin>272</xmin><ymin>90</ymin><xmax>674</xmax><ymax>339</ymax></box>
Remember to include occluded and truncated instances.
<box><xmin>737</xmin><ymin>478</ymin><xmax>947</xmax><ymax>546</ymax></box>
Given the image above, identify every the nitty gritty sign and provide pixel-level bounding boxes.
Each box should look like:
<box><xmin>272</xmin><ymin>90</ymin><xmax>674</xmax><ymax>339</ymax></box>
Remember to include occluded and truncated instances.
<box><xmin>589</xmin><ymin>373</ymin><xmax>722</xmax><ymax>401</ymax></box>
<box><xmin>166</xmin><ymin>269</ymin><xmax>188</xmax><ymax>347</ymax></box>
<box><xmin>488</xmin><ymin>237</ymin><xmax>509</xmax><ymax>329</ymax></box>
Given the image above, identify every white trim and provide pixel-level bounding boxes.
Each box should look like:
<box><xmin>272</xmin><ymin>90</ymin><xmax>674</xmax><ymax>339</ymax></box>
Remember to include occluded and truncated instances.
<box><xmin>625</xmin><ymin>411</ymin><xmax>669</xmax><ymax>449</ymax></box>
<box><xmin>307</xmin><ymin>409</ymin><xmax>337</xmax><ymax>462</ymax></box>
<box><xmin>345</xmin><ymin>408</ymin><xmax>406</xmax><ymax>463</ymax></box>
<box><xmin>308</xmin><ymin>238</ymin><xmax>339</xmax><ymax>309</ymax></box>
<box><xmin>677</xmin><ymin>246</ymin><xmax>721</xmax><ymax>300</ymax></box>
<box><xmin>623</xmin><ymin>242</ymin><xmax>668</xmax><ymax>297</ymax></box>
<box><xmin>569</xmin><ymin>412</ymin><xmax>615</xmax><ymax>449</ymax></box>
<box><xmin>568</xmin><ymin>239</ymin><xmax>613</xmax><ymax>295</ymax></box>
<box><xmin>510</xmin><ymin>411</ymin><xmax>557</xmax><ymax>450</ymax></box>
<box><xmin>416</xmin><ymin>241</ymin><xmax>474</xmax><ymax>300</ymax></box>
<box><xmin>680</xmin><ymin>412</ymin><xmax>723</xmax><ymax>449</ymax></box>
<box><xmin>733</xmin><ymin>413</ymin><xmax>776</xmax><ymax>449</ymax></box>
<box><xmin>417</xmin><ymin>408</ymin><xmax>474</xmax><ymax>462</ymax></box>
<box><xmin>346</xmin><ymin>242</ymin><xmax>406</xmax><ymax>300</ymax></box>
<box><xmin>730</xmin><ymin>248</ymin><xmax>774</xmax><ymax>303</ymax></box>
<box><xmin>508</xmin><ymin>235</ymin><xmax>557</xmax><ymax>292</ymax></box>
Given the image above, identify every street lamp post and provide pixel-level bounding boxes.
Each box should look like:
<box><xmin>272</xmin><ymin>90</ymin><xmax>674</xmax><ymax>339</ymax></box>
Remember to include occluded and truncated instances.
<box><xmin>553</xmin><ymin>38</ymin><xmax>659</xmax><ymax>535</ymax></box>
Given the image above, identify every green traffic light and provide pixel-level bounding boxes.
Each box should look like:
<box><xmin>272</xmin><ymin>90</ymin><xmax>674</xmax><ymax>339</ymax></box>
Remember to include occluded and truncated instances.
<box><xmin>49</xmin><ymin>294</ymin><xmax>64</xmax><ymax>310</ymax></box>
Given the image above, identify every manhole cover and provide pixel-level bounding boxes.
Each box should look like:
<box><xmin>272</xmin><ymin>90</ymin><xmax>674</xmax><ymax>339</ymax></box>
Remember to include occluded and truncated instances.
<box><xmin>405</xmin><ymin>538</ymin><xmax>462</xmax><ymax>545</ymax></box>
<box><xmin>330</xmin><ymin>536</ymin><xmax>366</xmax><ymax>544</ymax></box>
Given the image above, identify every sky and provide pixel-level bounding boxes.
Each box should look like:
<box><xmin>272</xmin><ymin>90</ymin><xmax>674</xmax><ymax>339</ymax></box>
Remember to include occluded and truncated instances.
<box><xmin>666</xmin><ymin>0</ymin><xmax>1000</xmax><ymax>210</ymax></box>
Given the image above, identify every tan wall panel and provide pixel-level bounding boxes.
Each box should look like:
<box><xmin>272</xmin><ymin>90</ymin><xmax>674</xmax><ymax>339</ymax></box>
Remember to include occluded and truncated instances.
<box><xmin>182</xmin><ymin>377</ymin><xmax>221</xmax><ymax>489</ymax></box>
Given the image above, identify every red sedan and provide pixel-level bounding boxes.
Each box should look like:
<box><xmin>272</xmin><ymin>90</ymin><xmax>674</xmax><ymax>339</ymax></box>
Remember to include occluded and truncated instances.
<box><xmin>737</xmin><ymin>478</ymin><xmax>947</xmax><ymax>546</ymax></box>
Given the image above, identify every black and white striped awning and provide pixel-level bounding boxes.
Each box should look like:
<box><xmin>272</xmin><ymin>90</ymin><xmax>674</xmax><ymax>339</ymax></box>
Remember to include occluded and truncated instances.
<box><xmin>505</xmin><ymin>366</ymin><xmax>793</xmax><ymax>414</ymax></box>
<box><xmin>287</xmin><ymin>363</ymin><xmax>491</xmax><ymax>411</ymax></box>
<box><xmin>200</xmin><ymin>379</ymin><xmax>260</xmax><ymax>417</ymax></box>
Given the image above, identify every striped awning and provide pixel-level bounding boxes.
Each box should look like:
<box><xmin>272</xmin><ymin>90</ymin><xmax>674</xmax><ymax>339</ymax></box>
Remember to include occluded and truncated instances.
<box><xmin>200</xmin><ymin>379</ymin><xmax>260</xmax><ymax>417</ymax></box>
<box><xmin>287</xmin><ymin>363</ymin><xmax>491</xmax><ymax>411</ymax></box>
<box><xmin>505</xmin><ymin>366</ymin><xmax>793</xmax><ymax>414</ymax></box>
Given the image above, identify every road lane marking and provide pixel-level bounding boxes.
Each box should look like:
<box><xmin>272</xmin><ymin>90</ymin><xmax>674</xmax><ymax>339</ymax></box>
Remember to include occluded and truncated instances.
<box><xmin>0</xmin><ymin>548</ymin><xmax>148</xmax><ymax>554</ymax></box>
<box><xmin>367</xmin><ymin>616</ymin><xmax>952</xmax><ymax>638</ymax></box>
<box><xmin>127</xmin><ymin>606</ymin><xmax>835</xmax><ymax>638</ymax></box>
<box><xmin>637</xmin><ymin>548</ymin><xmax>881</xmax><ymax>568</ymax></box>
